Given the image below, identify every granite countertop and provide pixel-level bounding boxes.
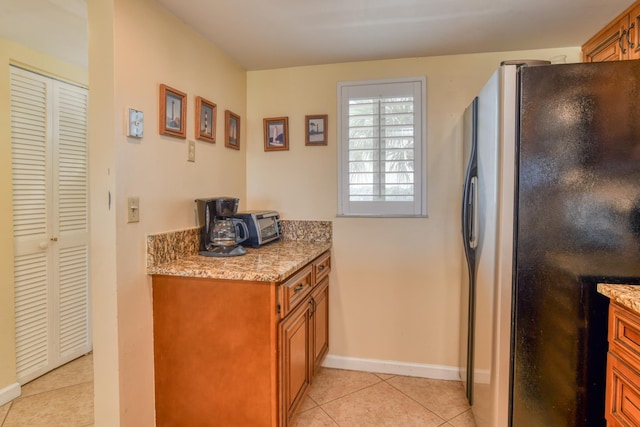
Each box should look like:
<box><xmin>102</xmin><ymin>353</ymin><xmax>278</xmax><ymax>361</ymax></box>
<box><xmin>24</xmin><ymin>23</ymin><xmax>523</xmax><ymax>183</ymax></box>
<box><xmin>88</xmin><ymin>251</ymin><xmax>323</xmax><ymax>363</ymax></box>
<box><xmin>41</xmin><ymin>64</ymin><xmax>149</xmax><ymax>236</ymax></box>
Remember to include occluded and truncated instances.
<box><xmin>598</xmin><ymin>283</ymin><xmax>640</xmax><ymax>315</ymax></box>
<box><xmin>147</xmin><ymin>240</ymin><xmax>331</xmax><ymax>282</ymax></box>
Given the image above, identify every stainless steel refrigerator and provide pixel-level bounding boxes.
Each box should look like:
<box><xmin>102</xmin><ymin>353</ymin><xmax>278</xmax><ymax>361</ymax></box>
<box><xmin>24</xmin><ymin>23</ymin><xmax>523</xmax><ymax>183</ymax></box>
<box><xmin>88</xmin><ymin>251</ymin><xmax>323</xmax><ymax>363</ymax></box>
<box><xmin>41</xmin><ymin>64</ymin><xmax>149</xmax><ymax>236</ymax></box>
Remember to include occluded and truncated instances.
<box><xmin>461</xmin><ymin>60</ymin><xmax>640</xmax><ymax>427</ymax></box>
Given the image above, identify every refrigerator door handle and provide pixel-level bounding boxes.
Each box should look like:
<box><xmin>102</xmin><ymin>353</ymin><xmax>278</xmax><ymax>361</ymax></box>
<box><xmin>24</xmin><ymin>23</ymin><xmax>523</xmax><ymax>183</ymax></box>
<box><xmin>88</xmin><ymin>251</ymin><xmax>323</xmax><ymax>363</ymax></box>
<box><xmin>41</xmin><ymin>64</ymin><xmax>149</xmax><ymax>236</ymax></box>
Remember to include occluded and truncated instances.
<box><xmin>469</xmin><ymin>176</ymin><xmax>478</xmax><ymax>249</ymax></box>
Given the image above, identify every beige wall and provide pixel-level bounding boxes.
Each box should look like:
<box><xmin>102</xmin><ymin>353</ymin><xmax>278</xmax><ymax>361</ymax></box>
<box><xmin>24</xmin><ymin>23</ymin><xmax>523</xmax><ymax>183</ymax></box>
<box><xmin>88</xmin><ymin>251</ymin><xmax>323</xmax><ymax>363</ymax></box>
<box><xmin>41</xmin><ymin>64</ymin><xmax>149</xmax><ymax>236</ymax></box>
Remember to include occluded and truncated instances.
<box><xmin>246</xmin><ymin>48</ymin><xmax>582</xmax><ymax>368</ymax></box>
<box><xmin>89</xmin><ymin>0</ymin><xmax>247</xmax><ymax>424</ymax></box>
<box><xmin>8</xmin><ymin>1</ymin><xmax>583</xmax><ymax>423</ymax></box>
<box><xmin>0</xmin><ymin>38</ymin><xmax>88</xmax><ymax>396</ymax></box>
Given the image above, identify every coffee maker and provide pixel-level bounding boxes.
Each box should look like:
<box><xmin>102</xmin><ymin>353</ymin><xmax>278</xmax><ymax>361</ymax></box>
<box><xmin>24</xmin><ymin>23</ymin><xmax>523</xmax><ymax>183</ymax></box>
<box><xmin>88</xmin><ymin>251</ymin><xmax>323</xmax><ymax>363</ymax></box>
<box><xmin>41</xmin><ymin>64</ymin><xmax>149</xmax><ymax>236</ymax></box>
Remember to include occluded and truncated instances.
<box><xmin>196</xmin><ymin>197</ymin><xmax>248</xmax><ymax>257</ymax></box>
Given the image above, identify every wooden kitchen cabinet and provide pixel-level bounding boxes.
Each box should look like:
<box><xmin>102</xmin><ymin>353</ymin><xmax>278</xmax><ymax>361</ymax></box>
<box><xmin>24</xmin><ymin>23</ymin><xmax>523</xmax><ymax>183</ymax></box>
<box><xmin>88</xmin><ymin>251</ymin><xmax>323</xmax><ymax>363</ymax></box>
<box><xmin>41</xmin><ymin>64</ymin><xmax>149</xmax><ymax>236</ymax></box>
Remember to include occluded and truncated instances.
<box><xmin>279</xmin><ymin>292</ymin><xmax>313</xmax><ymax>427</ymax></box>
<box><xmin>311</xmin><ymin>277</ymin><xmax>329</xmax><ymax>373</ymax></box>
<box><xmin>605</xmin><ymin>302</ymin><xmax>640</xmax><ymax>426</ymax></box>
<box><xmin>152</xmin><ymin>250</ymin><xmax>330</xmax><ymax>427</ymax></box>
<box><xmin>583</xmin><ymin>1</ymin><xmax>640</xmax><ymax>62</ymax></box>
<box><xmin>279</xmin><ymin>255</ymin><xmax>331</xmax><ymax>426</ymax></box>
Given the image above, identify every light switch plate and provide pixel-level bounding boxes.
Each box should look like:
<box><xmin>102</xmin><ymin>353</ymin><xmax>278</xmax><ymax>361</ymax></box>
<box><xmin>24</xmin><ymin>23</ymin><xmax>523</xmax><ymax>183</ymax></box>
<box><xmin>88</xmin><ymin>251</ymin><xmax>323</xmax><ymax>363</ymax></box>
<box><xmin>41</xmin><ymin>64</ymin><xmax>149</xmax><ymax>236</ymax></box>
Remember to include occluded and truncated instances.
<box><xmin>188</xmin><ymin>140</ymin><xmax>196</xmax><ymax>162</ymax></box>
<box><xmin>127</xmin><ymin>197</ymin><xmax>140</xmax><ymax>223</ymax></box>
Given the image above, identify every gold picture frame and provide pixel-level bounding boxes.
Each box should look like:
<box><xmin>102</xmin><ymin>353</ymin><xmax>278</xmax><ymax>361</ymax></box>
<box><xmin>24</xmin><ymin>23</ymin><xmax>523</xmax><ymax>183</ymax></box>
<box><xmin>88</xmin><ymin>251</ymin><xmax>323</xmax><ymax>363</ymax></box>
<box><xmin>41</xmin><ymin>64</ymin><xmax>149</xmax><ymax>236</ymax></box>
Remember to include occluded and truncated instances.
<box><xmin>195</xmin><ymin>96</ymin><xmax>216</xmax><ymax>143</ymax></box>
<box><xmin>159</xmin><ymin>84</ymin><xmax>187</xmax><ymax>138</ymax></box>
<box><xmin>225</xmin><ymin>110</ymin><xmax>240</xmax><ymax>150</ymax></box>
<box><xmin>305</xmin><ymin>114</ymin><xmax>328</xmax><ymax>146</ymax></box>
<box><xmin>263</xmin><ymin>117</ymin><xmax>289</xmax><ymax>151</ymax></box>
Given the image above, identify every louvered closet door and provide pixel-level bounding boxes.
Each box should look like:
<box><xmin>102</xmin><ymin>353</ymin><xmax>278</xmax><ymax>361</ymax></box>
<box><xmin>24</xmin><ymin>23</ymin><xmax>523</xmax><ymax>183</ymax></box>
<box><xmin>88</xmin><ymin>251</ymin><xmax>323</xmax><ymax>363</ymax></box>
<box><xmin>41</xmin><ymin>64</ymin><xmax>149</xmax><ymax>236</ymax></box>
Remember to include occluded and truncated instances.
<box><xmin>10</xmin><ymin>66</ymin><xmax>91</xmax><ymax>384</ymax></box>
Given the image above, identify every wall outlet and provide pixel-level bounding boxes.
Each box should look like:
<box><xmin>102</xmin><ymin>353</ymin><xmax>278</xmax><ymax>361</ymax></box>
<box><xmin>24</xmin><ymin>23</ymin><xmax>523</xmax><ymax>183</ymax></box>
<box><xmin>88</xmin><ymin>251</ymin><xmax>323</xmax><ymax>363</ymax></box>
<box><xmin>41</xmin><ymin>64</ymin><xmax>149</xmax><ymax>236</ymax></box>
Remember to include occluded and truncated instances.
<box><xmin>188</xmin><ymin>140</ymin><xmax>196</xmax><ymax>162</ymax></box>
<box><xmin>127</xmin><ymin>197</ymin><xmax>140</xmax><ymax>223</ymax></box>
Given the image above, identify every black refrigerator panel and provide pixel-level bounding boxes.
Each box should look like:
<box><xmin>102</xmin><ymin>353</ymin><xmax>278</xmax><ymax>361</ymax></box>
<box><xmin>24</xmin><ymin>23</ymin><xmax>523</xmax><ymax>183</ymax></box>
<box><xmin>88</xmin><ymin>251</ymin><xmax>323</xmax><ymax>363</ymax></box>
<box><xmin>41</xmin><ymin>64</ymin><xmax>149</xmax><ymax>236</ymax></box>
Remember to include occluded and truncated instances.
<box><xmin>512</xmin><ymin>60</ymin><xmax>640</xmax><ymax>426</ymax></box>
<box><xmin>460</xmin><ymin>97</ymin><xmax>478</xmax><ymax>404</ymax></box>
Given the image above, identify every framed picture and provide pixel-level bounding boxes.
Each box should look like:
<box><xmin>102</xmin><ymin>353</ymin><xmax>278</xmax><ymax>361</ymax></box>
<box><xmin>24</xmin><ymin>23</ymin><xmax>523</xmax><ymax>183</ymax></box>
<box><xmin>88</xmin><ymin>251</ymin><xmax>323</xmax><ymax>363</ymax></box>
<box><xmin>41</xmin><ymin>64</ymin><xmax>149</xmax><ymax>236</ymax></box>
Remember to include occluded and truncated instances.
<box><xmin>263</xmin><ymin>117</ymin><xmax>289</xmax><ymax>151</ymax></box>
<box><xmin>159</xmin><ymin>84</ymin><xmax>187</xmax><ymax>138</ymax></box>
<box><xmin>225</xmin><ymin>110</ymin><xmax>240</xmax><ymax>150</ymax></box>
<box><xmin>195</xmin><ymin>96</ymin><xmax>216</xmax><ymax>143</ymax></box>
<box><xmin>305</xmin><ymin>114</ymin><xmax>328</xmax><ymax>146</ymax></box>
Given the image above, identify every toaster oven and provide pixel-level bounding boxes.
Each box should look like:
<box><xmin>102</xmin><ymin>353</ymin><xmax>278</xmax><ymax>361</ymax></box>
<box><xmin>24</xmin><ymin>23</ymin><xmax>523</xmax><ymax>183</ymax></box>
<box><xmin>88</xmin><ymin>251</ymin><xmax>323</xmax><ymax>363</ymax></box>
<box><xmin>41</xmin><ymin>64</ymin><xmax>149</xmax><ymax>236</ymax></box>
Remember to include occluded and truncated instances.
<box><xmin>232</xmin><ymin>210</ymin><xmax>281</xmax><ymax>248</ymax></box>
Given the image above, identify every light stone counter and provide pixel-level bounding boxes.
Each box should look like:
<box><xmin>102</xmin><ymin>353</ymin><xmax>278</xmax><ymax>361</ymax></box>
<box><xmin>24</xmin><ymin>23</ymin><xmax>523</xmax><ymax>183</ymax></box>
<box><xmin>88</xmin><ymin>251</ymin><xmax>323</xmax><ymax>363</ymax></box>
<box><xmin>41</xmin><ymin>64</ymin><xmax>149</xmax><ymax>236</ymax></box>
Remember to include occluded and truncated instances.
<box><xmin>598</xmin><ymin>283</ymin><xmax>640</xmax><ymax>315</ymax></box>
<box><xmin>147</xmin><ymin>240</ymin><xmax>331</xmax><ymax>282</ymax></box>
<box><xmin>146</xmin><ymin>219</ymin><xmax>332</xmax><ymax>282</ymax></box>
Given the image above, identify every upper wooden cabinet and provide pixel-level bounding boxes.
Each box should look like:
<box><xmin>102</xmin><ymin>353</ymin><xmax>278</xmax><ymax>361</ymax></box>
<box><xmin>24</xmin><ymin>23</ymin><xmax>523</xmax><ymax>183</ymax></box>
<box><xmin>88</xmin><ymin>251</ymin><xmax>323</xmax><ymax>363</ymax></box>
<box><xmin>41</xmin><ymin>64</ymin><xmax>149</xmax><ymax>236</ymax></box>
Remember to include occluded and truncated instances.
<box><xmin>583</xmin><ymin>1</ymin><xmax>640</xmax><ymax>62</ymax></box>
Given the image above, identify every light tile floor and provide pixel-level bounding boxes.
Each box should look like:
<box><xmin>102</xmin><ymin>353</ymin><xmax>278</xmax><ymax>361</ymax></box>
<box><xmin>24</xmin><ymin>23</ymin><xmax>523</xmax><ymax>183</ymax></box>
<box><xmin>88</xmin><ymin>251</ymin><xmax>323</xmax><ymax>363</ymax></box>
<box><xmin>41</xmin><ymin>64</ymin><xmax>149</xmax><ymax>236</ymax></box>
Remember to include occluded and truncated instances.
<box><xmin>294</xmin><ymin>368</ymin><xmax>477</xmax><ymax>427</ymax></box>
<box><xmin>0</xmin><ymin>353</ymin><xmax>94</xmax><ymax>427</ymax></box>
<box><xmin>0</xmin><ymin>354</ymin><xmax>476</xmax><ymax>427</ymax></box>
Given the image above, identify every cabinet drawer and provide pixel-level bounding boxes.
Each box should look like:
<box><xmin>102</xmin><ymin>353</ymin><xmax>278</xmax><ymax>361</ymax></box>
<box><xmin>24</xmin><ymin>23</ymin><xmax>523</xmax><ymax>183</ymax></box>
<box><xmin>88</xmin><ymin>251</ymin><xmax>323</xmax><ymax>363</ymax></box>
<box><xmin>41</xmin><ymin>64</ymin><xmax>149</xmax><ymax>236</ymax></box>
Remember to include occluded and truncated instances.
<box><xmin>610</xmin><ymin>303</ymin><xmax>640</xmax><ymax>369</ymax></box>
<box><xmin>606</xmin><ymin>351</ymin><xmax>640</xmax><ymax>427</ymax></box>
<box><xmin>313</xmin><ymin>251</ymin><xmax>331</xmax><ymax>284</ymax></box>
<box><xmin>280</xmin><ymin>265</ymin><xmax>313</xmax><ymax>318</ymax></box>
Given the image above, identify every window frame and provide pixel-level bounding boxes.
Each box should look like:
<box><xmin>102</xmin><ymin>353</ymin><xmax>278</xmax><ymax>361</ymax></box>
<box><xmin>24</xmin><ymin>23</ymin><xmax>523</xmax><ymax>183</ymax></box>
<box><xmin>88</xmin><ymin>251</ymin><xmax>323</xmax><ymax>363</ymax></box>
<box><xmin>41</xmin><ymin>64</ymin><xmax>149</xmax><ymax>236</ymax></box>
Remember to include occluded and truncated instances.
<box><xmin>337</xmin><ymin>76</ymin><xmax>428</xmax><ymax>218</ymax></box>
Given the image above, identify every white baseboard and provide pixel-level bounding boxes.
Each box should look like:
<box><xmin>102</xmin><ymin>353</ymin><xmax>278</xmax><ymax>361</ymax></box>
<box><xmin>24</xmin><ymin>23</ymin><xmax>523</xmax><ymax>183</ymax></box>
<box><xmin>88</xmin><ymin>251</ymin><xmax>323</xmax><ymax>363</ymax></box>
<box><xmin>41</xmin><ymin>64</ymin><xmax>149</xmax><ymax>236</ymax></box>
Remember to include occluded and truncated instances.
<box><xmin>322</xmin><ymin>354</ymin><xmax>461</xmax><ymax>381</ymax></box>
<box><xmin>0</xmin><ymin>382</ymin><xmax>21</xmax><ymax>406</ymax></box>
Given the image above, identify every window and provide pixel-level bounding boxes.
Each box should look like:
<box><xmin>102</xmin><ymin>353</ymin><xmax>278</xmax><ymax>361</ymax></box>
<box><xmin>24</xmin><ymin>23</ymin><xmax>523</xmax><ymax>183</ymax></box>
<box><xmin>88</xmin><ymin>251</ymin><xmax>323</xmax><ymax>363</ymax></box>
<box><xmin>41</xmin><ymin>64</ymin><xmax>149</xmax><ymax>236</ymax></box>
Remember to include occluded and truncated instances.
<box><xmin>337</xmin><ymin>77</ymin><xmax>427</xmax><ymax>217</ymax></box>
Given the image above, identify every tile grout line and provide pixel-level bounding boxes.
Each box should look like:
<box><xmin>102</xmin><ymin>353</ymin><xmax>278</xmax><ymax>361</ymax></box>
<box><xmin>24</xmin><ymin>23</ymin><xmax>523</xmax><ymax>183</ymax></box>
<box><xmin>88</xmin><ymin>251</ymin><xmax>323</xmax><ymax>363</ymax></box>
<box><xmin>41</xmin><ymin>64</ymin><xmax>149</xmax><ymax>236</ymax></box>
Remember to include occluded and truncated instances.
<box><xmin>311</xmin><ymin>376</ymin><xmax>389</xmax><ymax>426</ymax></box>
<box><xmin>382</xmin><ymin>377</ymin><xmax>453</xmax><ymax>424</ymax></box>
<box><xmin>19</xmin><ymin>379</ymin><xmax>94</xmax><ymax>400</ymax></box>
<box><xmin>394</xmin><ymin>385</ymin><xmax>471</xmax><ymax>423</ymax></box>
<box><xmin>314</xmin><ymin>375</ymin><xmax>462</xmax><ymax>427</ymax></box>
<box><xmin>311</xmin><ymin>375</ymin><xmax>385</xmax><ymax>406</ymax></box>
<box><xmin>1</xmin><ymin>401</ymin><xmax>11</xmax><ymax>427</ymax></box>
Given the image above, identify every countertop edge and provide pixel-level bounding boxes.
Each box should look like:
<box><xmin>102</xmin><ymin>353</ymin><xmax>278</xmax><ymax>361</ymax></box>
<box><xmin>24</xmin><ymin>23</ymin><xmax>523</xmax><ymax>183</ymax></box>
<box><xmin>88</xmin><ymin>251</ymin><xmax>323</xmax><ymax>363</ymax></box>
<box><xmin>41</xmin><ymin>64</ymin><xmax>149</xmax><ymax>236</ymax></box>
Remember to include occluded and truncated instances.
<box><xmin>598</xmin><ymin>283</ymin><xmax>640</xmax><ymax>315</ymax></box>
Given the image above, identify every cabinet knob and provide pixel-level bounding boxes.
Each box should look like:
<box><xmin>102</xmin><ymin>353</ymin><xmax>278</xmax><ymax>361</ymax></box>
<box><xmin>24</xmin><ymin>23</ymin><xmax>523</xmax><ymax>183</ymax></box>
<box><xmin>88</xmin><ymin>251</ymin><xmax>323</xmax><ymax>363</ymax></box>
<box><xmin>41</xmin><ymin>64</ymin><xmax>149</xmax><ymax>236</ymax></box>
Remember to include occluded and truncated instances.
<box><xmin>39</xmin><ymin>241</ymin><xmax>48</xmax><ymax>250</ymax></box>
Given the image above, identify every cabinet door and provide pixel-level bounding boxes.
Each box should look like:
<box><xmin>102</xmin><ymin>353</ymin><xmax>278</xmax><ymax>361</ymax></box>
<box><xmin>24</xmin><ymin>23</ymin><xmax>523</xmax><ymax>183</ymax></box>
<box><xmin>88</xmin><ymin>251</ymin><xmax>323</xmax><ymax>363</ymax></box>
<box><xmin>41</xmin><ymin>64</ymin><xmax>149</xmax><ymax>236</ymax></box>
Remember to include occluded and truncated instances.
<box><xmin>583</xmin><ymin>15</ymin><xmax>629</xmax><ymax>62</ymax></box>
<box><xmin>311</xmin><ymin>277</ymin><xmax>329</xmax><ymax>373</ymax></box>
<box><xmin>279</xmin><ymin>298</ymin><xmax>312</xmax><ymax>426</ymax></box>
<box><xmin>629</xmin><ymin>5</ymin><xmax>640</xmax><ymax>59</ymax></box>
<box><xmin>606</xmin><ymin>351</ymin><xmax>640</xmax><ymax>427</ymax></box>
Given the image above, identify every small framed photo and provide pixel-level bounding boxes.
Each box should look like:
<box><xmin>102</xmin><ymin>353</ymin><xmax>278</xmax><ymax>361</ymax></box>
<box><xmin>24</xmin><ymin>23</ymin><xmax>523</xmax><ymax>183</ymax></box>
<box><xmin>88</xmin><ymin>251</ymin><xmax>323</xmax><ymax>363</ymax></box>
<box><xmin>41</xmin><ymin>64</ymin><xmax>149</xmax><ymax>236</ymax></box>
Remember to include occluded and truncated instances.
<box><xmin>195</xmin><ymin>96</ymin><xmax>216</xmax><ymax>143</ymax></box>
<box><xmin>225</xmin><ymin>110</ymin><xmax>240</xmax><ymax>150</ymax></box>
<box><xmin>305</xmin><ymin>114</ymin><xmax>328</xmax><ymax>146</ymax></box>
<box><xmin>264</xmin><ymin>117</ymin><xmax>289</xmax><ymax>151</ymax></box>
<box><xmin>159</xmin><ymin>84</ymin><xmax>186</xmax><ymax>138</ymax></box>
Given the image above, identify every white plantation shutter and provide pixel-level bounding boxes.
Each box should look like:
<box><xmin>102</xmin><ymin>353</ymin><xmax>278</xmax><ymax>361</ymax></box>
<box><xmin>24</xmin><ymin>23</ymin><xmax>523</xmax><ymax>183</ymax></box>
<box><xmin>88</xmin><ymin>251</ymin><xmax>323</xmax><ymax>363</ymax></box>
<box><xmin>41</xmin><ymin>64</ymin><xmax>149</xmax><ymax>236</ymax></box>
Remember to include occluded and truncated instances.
<box><xmin>10</xmin><ymin>66</ymin><xmax>91</xmax><ymax>384</ymax></box>
<box><xmin>338</xmin><ymin>77</ymin><xmax>427</xmax><ymax>217</ymax></box>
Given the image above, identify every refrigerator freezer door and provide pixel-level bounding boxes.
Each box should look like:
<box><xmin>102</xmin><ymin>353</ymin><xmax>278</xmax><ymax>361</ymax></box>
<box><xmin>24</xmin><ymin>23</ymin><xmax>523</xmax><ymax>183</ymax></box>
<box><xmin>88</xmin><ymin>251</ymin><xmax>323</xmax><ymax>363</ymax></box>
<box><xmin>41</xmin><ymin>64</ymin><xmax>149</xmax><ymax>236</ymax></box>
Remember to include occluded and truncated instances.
<box><xmin>472</xmin><ymin>66</ymin><xmax>517</xmax><ymax>427</ymax></box>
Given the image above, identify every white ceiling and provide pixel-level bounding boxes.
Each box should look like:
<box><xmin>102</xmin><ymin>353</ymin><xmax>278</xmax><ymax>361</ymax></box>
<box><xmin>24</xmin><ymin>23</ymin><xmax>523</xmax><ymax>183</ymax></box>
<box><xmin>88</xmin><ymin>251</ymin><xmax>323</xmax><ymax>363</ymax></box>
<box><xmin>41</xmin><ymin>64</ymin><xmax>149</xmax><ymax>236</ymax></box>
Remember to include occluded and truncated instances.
<box><xmin>157</xmin><ymin>0</ymin><xmax>635</xmax><ymax>70</ymax></box>
<box><xmin>0</xmin><ymin>0</ymin><xmax>635</xmax><ymax>71</ymax></box>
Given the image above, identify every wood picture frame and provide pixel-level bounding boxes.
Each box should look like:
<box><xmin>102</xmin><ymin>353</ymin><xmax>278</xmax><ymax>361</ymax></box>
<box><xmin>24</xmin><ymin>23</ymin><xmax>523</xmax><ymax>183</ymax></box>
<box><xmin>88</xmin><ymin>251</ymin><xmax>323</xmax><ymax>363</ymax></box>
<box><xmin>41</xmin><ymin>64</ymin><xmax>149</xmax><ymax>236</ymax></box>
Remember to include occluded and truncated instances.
<box><xmin>263</xmin><ymin>117</ymin><xmax>289</xmax><ymax>151</ymax></box>
<box><xmin>159</xmin><ymin>84</ymin><xmax>187</xmax><ymax>138</ymax></box>
<box><xmin>305</xmin><ymin>114</ymin><xmax>328</xmax><ymax>146</ymax></box>
<box><xmin>225</xmin><ymin>110</ymin><xmax>240</xmax><ymax>150</ymax></box>
<box><xmin>195</xmin><ymin>96</ymin><xmax>216</xmax><ymax>143</ymax></box>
